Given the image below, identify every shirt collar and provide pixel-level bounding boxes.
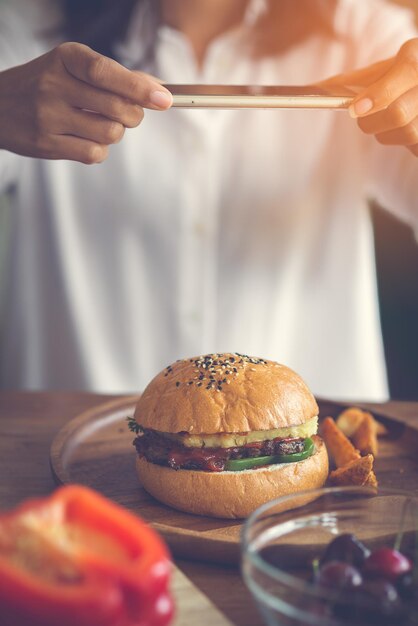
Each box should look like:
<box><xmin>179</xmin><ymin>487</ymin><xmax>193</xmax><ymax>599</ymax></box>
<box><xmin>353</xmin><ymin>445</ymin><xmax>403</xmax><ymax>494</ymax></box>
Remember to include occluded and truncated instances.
<box><xmin>114</xmin><ymin>0</ymin><xmax>269</xmax><ymax>69</ymax></box>
<box><xmin>244</xmin><ymin>0</ymin><xmax>268</xmax><ymax>26</ymax></box>
<box><xmin>113</xmin><ymin>0</ymin><xmax>158</xmax><ymax>69</ymax></box>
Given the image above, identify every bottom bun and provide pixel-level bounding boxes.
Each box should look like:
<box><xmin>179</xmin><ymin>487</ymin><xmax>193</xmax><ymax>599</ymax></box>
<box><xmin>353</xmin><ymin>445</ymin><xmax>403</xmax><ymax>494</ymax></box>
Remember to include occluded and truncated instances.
<box><xmin>136</xmin><ymin>435</ymin><xmax>329</xmax><ymax>519</ymax></box>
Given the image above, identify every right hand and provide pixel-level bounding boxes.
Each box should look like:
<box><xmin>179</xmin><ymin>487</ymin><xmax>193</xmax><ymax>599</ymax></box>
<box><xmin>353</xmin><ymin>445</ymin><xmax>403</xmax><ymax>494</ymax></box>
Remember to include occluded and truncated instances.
<box><xmin>0</xmin><ymin>42</ymin><xmax>173</xmax><ymax>164</ymax></box>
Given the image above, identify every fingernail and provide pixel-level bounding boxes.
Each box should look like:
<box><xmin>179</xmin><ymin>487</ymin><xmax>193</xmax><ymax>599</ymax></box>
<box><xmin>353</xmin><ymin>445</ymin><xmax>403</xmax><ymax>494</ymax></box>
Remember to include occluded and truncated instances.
<box><xmin>349</xmin><ymin>97</ymin><xmax>373</xmax><ymax>118</ymax></box>
<box><xmin>150</xmin><ymin>90</ymin><xmax>172</xmax><ymax>109</ymax></box>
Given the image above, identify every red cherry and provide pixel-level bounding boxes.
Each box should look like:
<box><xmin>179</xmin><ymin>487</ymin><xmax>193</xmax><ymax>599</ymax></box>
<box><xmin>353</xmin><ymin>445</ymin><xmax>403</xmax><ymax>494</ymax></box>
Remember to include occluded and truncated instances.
<box><xmin>316</xmin><ymin>561</ymin><xmax>363</xmax><ymax>590</ymax></box>
<box><xmin>363</xmin><ymin>548</ymin><xmax>412</xmax><ymax>582</ymax></box>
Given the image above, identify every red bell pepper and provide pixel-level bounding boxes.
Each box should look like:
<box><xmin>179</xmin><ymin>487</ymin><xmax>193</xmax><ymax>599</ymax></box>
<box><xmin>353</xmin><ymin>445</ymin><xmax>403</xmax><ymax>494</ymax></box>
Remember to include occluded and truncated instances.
<box><xmin>0</xmin><ymin>485</ymin><xmax>174</xmax><ymax>626</ymax></box>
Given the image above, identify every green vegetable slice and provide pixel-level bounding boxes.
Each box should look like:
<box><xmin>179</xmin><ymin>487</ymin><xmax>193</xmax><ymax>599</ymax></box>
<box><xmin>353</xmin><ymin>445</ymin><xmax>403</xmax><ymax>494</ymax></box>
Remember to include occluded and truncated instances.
<box><xmin>224</xmin><ymin>437</ymin><xmax>315</xmax><ymax>471</ymax></box>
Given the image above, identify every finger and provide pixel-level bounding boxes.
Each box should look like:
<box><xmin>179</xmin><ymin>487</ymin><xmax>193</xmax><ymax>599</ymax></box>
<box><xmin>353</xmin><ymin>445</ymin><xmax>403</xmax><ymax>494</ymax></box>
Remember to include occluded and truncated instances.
<box><xmin>408</xmin><ymin>144</ymin><xmax>418</xmax><ymax>156</ymax></box>
<box><xmin>357</xmin><ymin>86</ymin><xmax>418</xmax><ymax>135</ymax></box>
<box><xmin>64</xmin><ymin>76</ymin><xmax>144</xmax><ymax>128</ymax></box>
<box><xmin>58</xmin><ymin>42</ymin><xmax>173</xmax><ymax>110</ymax></box>
<box><xmin>349</xmin><ymin>39</ymin><xmax>418</xmax><ymax>118</ymax></box>
<box><xmin>61</xmin><ymin>109</ymin><xmax>126</xmax><ymax>145</ymax></box>
<box><xmin>39</xmin><ymin>134</ymin><xmax>109</xmax><ymax>164</ymax></box>
<box><xmin>375</xmin><ymin>117</ymin><xmax>418</xmax><ymax>146</ymax></box>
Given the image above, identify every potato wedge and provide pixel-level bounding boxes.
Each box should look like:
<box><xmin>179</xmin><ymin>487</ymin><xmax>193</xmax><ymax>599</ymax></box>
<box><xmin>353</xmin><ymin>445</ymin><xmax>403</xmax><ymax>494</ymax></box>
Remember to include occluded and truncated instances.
<box><xmin>374</xmin><ymin>420</ymin><xmax>389</xmax><ymax>437</ymax></box>
<box><xmin>329</xmin><ymin>454</ymin><xmax>374</xmax><ymax>487</ymax></box>
<box><xmin>352</xmin><ymin>412</ymin><xmax>378</xmax><ymax>457</ymax></box>
<box><xmin>364</xmin><ymin>469</ymin><xmax>378</xmax><ymax>488</ymax></box>
<box><xmin>337</xmin><ymin>407</ymin><xmax>388</xmax><ymax>441</ymax></box>
<box><xmin>336</xmin><ymin>408</ymin><xmax>365</xmax><ymax>438</ymax></box>
<box><xmin>321</xmin><ymin>417</ymin><xmax>360</xmax><ymax>467</ymax></box>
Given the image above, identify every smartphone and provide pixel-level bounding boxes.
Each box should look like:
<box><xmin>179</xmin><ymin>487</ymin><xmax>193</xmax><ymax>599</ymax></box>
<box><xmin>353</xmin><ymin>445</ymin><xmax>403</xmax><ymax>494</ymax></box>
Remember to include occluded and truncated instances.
<box><xmin>164</xmin><ymin>84</ymin><xmax>355</xmax><ymax>109</ymax></box>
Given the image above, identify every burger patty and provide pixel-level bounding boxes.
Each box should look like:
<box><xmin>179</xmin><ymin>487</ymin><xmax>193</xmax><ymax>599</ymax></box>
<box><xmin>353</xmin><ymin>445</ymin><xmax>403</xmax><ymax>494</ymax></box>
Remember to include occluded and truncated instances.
<box><xmin>134</xmin><ymin>429</ymin><xmax>305</xmax><ymax>472</ymax></box>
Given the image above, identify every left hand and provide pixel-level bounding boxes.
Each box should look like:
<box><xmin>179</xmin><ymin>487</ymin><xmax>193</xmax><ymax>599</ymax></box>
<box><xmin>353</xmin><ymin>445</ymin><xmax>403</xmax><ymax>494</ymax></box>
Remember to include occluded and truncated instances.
<box><xmin>323</xmin><ymin>38</ymin><xmax>418</xmax><ymax>157</ymax></box>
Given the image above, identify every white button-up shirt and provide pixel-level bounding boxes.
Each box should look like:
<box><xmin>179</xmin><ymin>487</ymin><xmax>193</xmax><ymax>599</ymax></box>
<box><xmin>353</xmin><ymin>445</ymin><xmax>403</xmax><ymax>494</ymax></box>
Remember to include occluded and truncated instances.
<box><xmin>0</xmin><ymin>0</ymin><xmax>417</xmax><ymax>400</ymax></box>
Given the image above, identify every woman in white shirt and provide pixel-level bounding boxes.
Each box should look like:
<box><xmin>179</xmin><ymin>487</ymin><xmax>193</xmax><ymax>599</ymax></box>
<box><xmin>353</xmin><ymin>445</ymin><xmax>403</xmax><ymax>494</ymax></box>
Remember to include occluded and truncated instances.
<box><xmin>0</xmin><ymin>0</ymin><xmax>417</xmax><ymax>399</ymax></box>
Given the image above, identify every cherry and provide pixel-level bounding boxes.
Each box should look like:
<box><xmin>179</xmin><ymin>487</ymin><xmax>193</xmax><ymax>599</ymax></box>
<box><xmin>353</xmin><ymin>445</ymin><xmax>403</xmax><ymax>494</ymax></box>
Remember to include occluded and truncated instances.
<box><xmin>353</xmin><ymin>579</ymin><xmax>406</xmax><ymax>624</ymax></box>
<box><xmin>320</xmin><ymin>533</ymin><xmax>370</xmax><ymax>568</ymax></box>
<box><xmin>363</xmin><ymin>547</ymin><xmax>412</xmax><ymax>582</ymax></box>
<box><xmin>315</xmin><ymin>560</ymin><xmax>363</xmax><ymax>591</ymax></box>
<box><xmin>310</xmin><ymin>534</ymin><xmax>416</xmax><ymax>625</ymax></box>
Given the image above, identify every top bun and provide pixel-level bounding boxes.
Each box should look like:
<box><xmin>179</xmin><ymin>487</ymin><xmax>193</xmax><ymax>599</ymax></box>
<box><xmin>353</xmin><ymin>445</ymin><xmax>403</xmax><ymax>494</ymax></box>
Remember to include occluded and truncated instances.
<box><xmin>134</xmin><ymin>353</ymin><xmax>318</xmax><ymax>434</ymax></box>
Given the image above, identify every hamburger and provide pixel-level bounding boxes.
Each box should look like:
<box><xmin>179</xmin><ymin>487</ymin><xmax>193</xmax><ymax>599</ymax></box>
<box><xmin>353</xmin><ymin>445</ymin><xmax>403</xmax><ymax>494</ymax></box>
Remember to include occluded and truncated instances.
<box><xmin>130</xmin><ymin>353</ymin><xmax>328</xmax><ymax>519</ymax></box>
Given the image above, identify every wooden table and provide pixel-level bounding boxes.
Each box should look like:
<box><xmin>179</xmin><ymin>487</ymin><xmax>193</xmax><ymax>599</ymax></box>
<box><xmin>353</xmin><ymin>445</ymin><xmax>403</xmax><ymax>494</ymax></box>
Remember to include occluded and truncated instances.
<box><xmin>1</xmin><ymin>391</ymin><xmax>417</xmax><ymax>626</ymax></box>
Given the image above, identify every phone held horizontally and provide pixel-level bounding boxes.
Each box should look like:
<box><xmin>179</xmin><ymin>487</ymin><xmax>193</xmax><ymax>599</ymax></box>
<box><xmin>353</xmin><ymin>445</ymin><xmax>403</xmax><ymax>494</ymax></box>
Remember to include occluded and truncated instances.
<box><xmin>164</xmin><ymin>84</ymin><xmax>355</xmax><ymax>109</ymax></box>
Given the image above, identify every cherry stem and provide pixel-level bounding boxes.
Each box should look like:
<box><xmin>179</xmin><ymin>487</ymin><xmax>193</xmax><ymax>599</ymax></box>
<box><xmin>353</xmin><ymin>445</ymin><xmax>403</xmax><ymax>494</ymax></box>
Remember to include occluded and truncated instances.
<box><xmin>312</xmin><ymin>557</ymin><xmax>320</xmax><ymax>579</ymax></box>
<box><xmin>394</xmin><ymin>498</ymin><xmax>411</xmax><ymax>552</ymax></box>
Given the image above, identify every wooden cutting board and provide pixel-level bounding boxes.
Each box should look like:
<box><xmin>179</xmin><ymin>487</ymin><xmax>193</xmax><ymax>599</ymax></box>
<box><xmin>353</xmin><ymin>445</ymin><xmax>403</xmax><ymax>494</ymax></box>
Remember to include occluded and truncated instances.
<box><xmin>172</xmin><ymin>566</ymin><xmax>233</xmax><ymax>626</ymax></box>
<box><xmin>50</xmin><ymin>396</ymin><xmax>418</xmax><ymax>564</ymax></box>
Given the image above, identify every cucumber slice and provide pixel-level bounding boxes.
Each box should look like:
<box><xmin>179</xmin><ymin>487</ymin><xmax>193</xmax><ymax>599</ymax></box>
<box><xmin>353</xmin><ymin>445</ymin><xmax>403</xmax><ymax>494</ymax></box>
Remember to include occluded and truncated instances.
<box><xmin>224</xmin><ymin>437</ymin><xmax>315</xmax><ymax>471</ymax></box>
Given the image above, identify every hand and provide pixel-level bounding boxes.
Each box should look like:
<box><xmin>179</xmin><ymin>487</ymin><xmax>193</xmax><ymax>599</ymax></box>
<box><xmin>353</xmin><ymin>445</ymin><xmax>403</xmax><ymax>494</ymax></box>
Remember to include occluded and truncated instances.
<box><xmin>0</xmin><ymin>42</ymin><xmax>173</xmax><ymax>164</ymax></box>
<box><xmin>323</xmin><ymin>39</ymin><xmax>418</xmax><ymax>157</ymax></box>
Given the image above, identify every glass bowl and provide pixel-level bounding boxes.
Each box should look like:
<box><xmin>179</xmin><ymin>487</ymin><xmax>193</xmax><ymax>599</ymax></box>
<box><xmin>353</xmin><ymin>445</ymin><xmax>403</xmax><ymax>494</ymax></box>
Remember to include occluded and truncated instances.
<box><xmin>241</xmin><ymin>487</ymin><xmax>418</xmax><ymax>626</ymax></box>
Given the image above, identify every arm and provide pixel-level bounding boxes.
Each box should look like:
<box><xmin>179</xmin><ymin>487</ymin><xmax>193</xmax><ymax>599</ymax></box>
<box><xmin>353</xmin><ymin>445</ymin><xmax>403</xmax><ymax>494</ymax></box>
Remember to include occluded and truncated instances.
<box><xmin>0</xmin><ymin>42</ymin><xmax>172</xmax><ymax>165</ymax></box>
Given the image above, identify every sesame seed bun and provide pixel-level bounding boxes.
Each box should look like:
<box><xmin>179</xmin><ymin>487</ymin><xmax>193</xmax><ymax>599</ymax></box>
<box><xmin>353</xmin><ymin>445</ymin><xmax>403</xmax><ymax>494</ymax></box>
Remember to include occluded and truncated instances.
<box><xmin>136</xmin><ymin>436</ymin><xmax>328</xmax><ymax>519</ymax></box>
<box><xmin>133</xmin><ymin>353</ymin><xmax>328</xmax><ymax>519</ymax></box>
<box><xmin>134</xmin><ymin>353</ymin><xmax>319</xmax><ymax>433</ymax></box>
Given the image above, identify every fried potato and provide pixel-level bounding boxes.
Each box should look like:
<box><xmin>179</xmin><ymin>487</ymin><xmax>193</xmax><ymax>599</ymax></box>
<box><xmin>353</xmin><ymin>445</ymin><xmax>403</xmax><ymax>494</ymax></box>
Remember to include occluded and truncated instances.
<box><xmin>336</xmin><ymin>408</ymin><xmax>366</xmax><ymax>438</ymax></box>
<box><xmin>329</xmin><ymin>454</ymin><xmax>374</xmax><ymax>487</ymax></box>
<box><xmin>337</xmin><ymin>407</ymin><xmax>388</xmax><ymax>441</ymax></box>
<box><xmin>364</xmin><ymin>469</ymin><xmax>378</xmax><ymax>488</ymax></box>
<box><xmin>374</xmin><ymin>420</ymin><xmax>389</xmax><ymax>437</ymax></box>
<box><xmin>352</xmin><ymin>411</ymin><xmax>378</xmax><ymax>457</ymax></box>
<box><xmin>321</xmin><ymin>417</ymin><xmax>360</xmax><ymax>468</ymax></box>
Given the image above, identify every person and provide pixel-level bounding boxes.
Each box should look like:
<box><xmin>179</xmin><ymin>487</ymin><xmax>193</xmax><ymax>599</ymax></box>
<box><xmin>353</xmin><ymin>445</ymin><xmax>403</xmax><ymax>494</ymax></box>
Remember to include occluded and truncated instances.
<box><xmin>0</xmin><ymin>0</ymin><xmax>417</xmax><ymax>400</ymax></box>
